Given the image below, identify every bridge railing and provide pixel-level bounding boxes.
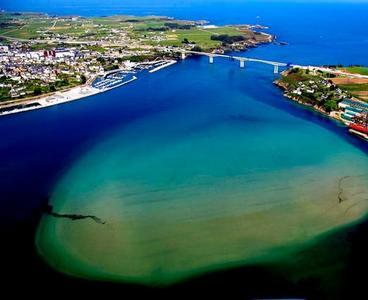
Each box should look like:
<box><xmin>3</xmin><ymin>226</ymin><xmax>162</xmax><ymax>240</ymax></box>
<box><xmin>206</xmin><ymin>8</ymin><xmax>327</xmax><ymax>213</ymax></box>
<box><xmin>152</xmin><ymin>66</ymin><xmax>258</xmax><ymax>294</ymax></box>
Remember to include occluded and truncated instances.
<box><xmin>180</xmin><ymin>50</ymin><xmax>288</xmax><ymax>67</ymax></box>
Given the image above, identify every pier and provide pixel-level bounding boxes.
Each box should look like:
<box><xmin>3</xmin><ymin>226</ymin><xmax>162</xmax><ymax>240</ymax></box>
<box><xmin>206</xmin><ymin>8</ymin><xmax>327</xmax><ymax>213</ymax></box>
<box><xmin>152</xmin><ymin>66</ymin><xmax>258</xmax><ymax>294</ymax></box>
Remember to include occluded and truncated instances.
<box><xmin>180</xmin><ymin>50</ymin><xmax>289</xmax><ymax>74</ymax></box>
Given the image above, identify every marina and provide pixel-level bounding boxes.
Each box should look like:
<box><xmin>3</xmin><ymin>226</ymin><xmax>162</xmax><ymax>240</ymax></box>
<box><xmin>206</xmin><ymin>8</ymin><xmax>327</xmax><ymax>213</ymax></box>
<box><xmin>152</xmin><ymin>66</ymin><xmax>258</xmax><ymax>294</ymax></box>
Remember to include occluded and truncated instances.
<box><xmin>92</xmin><ymin>71</ymin><xmax>138</xmax><ymax>91</ymax></box>
<box><xmin>0</xmin><ymin>61</ymin><xmax>177</xmax><ymax>117</ymax></box>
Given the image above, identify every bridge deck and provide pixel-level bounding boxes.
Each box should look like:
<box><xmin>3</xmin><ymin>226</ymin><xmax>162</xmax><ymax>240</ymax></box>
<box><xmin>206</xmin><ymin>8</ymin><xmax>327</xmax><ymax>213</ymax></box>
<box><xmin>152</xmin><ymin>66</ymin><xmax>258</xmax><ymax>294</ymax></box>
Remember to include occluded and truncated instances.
<box><xmin>183</xmin><ymin>50</ymin><xmax>288</xmax><ymax>67</ymax></box>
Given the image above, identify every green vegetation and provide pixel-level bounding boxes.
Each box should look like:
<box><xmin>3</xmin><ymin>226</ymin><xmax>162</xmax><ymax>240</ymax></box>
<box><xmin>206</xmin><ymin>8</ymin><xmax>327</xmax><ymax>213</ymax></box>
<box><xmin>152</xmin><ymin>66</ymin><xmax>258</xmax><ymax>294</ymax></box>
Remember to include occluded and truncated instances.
<box><xmin>164</xmin><ymin>22</ymin><xmax>194</xmax><ymax>30</ymax></box>
<box><xmin>29</xmin><ymin>43</ymin><xmax>55</xmax><ymax>51</ymax></box>
<box><xmin>338</xmin><ymin>83</ymin><xmax>368</xmax><ymax>92</ymax></box>
<box><xmin>151</xmin><ymin>26</ymin><xmax>249</xmax><ymax>50</ymax></box>
<box><xmin>125</xmin><ymin>54</ymin><xmax>158</xmax><ymax>62</ymax></box>
<box><xmin>278</xmin><ymin>68</ymin><xmax>348</xmax><ymax>112</ymax></box>
<box><xmin>80</xmin><ymin>74</ymin><xmax>87</xmax><ymax>84</ymax></box>
<box><xmin>0</xmin><ymin>12</ymin><xmax>270</xmax><ymax>52</ymax></box>
<box><xmin>339</xmin><ymin>66</ymin><xmax>368</xmax><ymax>76</ymax></box>
<box><xmin>84</xmin><ymin>45</ymin><xmax>106</xmax><ymax>53</ymax></box>
<box><xmin>0</xmin><ymin>12</ymin><xmax>272</xmax><ymax>104</ymax></box>
<box><xmin>33</xmin><ymin>86</ymin><xmax>42</xmax><ymax>96</ymax></box>
<box><xmin>0</xmin><ymin>87</ymin><xmax>10</xmax><ymax>101</ymax></box>
<box><xmin>211</xmin><ymin>34</ymin><xmax>245</xmax><ymax>45</ymax></box>
<box><xmin>0</xmin><ymin>74</ymin><xmax>81</xmax><ymax>102</ymax></box>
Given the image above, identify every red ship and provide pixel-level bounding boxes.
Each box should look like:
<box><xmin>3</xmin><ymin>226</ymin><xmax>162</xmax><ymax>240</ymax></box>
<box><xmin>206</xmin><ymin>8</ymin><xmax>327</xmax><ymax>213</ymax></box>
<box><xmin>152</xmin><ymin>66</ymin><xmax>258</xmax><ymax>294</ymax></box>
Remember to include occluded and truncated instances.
<box><xmin>349</xmin><ymin>123</ymin><xmax>368</xmax><ymax>134</ymax></box>
<box><xmin>349</xmin><ymin>112</ymin><xmax>368</xmax><ymax>140</ymax></box>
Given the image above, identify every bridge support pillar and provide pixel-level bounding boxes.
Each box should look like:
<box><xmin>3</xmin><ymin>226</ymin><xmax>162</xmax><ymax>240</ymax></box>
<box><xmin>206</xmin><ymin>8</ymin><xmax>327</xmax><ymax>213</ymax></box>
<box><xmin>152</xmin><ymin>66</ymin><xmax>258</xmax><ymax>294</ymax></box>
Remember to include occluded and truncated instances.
<box><xmin>240</xmin><ymin>60</ymin><xmax>245</xmax><ymax>68</ymax></box>
<box><xmin>274</xmin><ymin>65</ymin><xmax>279</xmax><ymax>74</ymax></box>
<box><xmin>209</xmin><ymin>55</ymin><xmax>214</xmax><ymax>64</ymax></box>
<box><xmin>181</xmin><ymin>52</ymin><xmax>186</xmax><ymax>60</ymax></box>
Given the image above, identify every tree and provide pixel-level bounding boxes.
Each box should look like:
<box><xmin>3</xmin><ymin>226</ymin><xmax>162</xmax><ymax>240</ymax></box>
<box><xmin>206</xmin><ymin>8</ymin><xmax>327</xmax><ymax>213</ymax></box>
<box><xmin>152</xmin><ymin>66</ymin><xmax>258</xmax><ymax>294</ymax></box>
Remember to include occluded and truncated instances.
<box><xmin>191</xmin><ymin>45</ymin><xmax>202</xmax><ymax>52</ymax></box>
<box><xmin>61</xmin><ymin>78</ymin><xmax>69</xmax><ymax>86</ymax></box>
<box><xmin>97</xmin><ymin>57</ymin><xmax>105</xmax><ymax>64</ymax></box>
<box><xmin>80</xmin><ymin>74</ymin><xmax>87</xmax><ymax>84</ymax></box>
<box><xmin>324</xmin><ymin>99</ymin><xmax>338</xmax><ymax>112</ymax></box>
<box><xmin>33</xmin><ymin>87</ymin><xmax>42</xmax><ymax>96</ymax></box>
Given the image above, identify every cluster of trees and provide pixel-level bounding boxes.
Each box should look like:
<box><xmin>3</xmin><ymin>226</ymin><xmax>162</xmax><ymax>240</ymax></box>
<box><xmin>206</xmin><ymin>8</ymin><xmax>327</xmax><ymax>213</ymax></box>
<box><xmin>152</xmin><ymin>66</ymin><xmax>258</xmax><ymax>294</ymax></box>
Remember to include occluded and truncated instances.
<box><xmin>145</xmin><ymin>27</ymin><xmax>167</xmax><ymax>32</ymax></box>
<box><xmin>0</xmin><ymin>76</ymin><xmax>17</xmax><ymax>101</ymax></box>
<box><xmin>164</xmin><ymin>22</ymin><xmax>194</xmax><ymax>30</ymax></box>
<box><xmin>97</xmin><ymin>57</ymin><xmax>120</xmax><ymax>70</ymax></box>
<box><xmin>32</xmin><ymin>77</ymin><xmax>71</xmax><ymax>96</ymax></box>
<box><xmin>191</xmin><ymin>45</ymin><xmax>203</xmax><ymax>52</ymax></box>
<box><xmin>280</xmin><ymin>69</ymin><xmax>343</xmax><ymax>112</ymax></box>
<box><xmin>140</xmin><ymin>22</ymin><xmax>194</xmax><ymax>32</ymax></box>
<box><xmin>126</xmin><ymin>54</ymin><xmax>160</xmax><ymax>62</ymax></box>
<box><xmin>0</xmin><ymin>87</ymin><xmax>10</xmax><ymax>102</ymax></box>
<box><xmin>123</xmin><ymin>19</ymin><xmax>140</xmax><ymax>23</ymax></box>
<box><xmin>104</xmin><ymin>64</ymin><xmax>119</xmax><ymax>71</ymax></box>
<box><xmin>0</xmin><ymin>72</ymin><xmax>85</xmax><ymax>102</ymax></box>
<box><xmin>210</xmin><ymin>34</ymin><xmax>245</xmax><ymax>45</ymax></box>
<box><xmin>0</xmin><ymin>22</ymin><xmax>17</xmax><ymax>29</ymax></box>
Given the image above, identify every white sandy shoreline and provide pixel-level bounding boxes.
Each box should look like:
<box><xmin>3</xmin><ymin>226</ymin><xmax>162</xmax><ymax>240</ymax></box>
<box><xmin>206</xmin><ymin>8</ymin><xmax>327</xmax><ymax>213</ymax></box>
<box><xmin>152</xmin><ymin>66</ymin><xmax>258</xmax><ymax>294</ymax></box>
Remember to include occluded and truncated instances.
<box><xmin>0</xmin><ymin>86</ymin><xmax>103</xmax><ymax>117</ymax></box>
<box><xmin>0</xmin><ymin>77</ymin><xmax>138</xmax><ymax>117</ymax></box>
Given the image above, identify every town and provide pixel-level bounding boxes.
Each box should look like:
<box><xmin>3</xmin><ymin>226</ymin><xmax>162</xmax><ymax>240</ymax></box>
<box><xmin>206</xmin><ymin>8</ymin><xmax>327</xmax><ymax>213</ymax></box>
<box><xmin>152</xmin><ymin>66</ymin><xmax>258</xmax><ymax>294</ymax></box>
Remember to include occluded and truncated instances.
<box><xmin>275</xmin><ymin>66</ymin><xmax>368</xmax><ymax>141</ymax></box>
<box><xmin>0</xmin><ymin>12</ymin><xmax>273</xmax><ymax>110</ymax></box>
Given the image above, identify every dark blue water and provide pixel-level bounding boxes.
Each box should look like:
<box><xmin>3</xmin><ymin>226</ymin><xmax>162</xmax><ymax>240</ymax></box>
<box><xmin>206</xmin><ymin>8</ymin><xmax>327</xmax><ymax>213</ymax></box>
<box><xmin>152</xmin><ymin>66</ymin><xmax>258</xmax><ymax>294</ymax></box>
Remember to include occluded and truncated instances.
<box><xmin>1</xmin><ymin>0</ymin><xmax>367</xmax><ymax>218</ymax></box>
<box><xmin>1</xmin><ymin>1</ymin><xmax>368</xmax><ymax>297</ymax></box>
<box><xmin>3</xmin><ymin>0</ymin><xmax>368</xmax><ymax>66</ymax></box>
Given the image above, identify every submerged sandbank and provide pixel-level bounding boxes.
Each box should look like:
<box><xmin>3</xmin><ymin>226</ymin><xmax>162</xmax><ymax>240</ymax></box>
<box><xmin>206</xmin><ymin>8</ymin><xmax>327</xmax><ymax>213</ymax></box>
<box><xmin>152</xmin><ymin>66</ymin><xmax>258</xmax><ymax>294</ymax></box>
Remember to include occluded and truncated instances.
<box><xmin>35</xmin><ymin>118</ymin><xmax>368</xmax><ymax>285</ymax></box>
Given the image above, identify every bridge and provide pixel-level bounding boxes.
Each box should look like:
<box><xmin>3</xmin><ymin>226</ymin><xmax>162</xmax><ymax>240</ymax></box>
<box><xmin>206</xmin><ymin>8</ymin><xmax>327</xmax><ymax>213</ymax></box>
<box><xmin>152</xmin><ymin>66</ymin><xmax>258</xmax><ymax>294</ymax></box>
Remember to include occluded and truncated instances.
<box><xmin>180</xmin><ymin>50</ymin><xmax>289</xmax><ymax>74</ymax></box>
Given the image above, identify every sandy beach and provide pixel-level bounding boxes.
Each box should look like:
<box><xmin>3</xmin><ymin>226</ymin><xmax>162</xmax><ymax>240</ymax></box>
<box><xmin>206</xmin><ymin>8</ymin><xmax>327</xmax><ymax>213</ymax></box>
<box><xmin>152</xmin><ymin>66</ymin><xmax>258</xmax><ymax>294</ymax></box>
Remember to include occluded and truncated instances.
<box><xmin>0</xmin><ymin>85</ymin><xmax>101</xmax><ymax>117</ymax></box>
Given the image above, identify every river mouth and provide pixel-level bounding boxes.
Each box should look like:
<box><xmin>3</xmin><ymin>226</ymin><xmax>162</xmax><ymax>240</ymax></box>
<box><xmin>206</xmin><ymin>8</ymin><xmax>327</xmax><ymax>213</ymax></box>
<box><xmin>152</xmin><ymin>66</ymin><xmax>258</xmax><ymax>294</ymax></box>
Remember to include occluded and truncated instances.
<box><xmin>34</xmin><ymin>59</ymin><xmax>368</xmax><ymax>286</ymax></box>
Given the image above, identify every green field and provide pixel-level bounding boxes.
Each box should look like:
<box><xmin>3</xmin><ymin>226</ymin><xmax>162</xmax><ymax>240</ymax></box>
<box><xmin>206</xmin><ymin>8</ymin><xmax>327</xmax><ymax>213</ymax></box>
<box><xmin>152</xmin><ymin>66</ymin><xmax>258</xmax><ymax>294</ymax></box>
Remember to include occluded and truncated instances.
<box><xmin>152</xmin><ymin>26</ymin><xmax>255</xmax><ymax>50</ymax></box>
<box><xmin>278</xmin><ymin>68</ymin><xmax>349</xmax><ymax>112</ymax></box>
<box><xmin>0</xmin><ymin>13</ymin><xmax>265</xmax><ymax>52</ymax></box>
<box><xmin>338</xmin><ymin>83</ymin><xmax>368</xmax><ymax>92</ymax></box>
<box><xmin>339</xmin><ymin>66</ymin><xmax>368</xmax><ymax>76</ymax></box>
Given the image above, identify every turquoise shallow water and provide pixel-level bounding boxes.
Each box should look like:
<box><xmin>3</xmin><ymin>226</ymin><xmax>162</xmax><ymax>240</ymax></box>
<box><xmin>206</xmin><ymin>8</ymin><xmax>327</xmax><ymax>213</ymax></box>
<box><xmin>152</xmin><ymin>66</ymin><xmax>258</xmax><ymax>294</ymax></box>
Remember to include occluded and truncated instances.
<box><xmin>1</xmin><ymin>1</ymin><xmax>368</xmax><ymax>294</ymax></box>
<box><xmin>36</xmin><ymin>58</ymin><xmax>368</xmax><ymax>285</ymax></box>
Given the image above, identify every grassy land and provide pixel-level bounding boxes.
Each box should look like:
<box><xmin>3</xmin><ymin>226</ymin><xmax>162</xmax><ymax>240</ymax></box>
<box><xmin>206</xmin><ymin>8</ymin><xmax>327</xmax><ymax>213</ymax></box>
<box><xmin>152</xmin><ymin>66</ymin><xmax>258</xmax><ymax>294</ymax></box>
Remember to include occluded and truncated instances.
<box><xmin>0</xmin><ymin>13</ymin><xmax>269</xmax><ymax>52</ymax></box>
<box><xmin>278</xmin><ymin>66</ymin><xmax>368</xmax><ymax>110</ymax></box>
<box><xmin>338</xmin><ymin>83</ymin><xmax>368</xmax><ymax>92</ymax></box>
<box><xmin>333</xmin><ymin>67</ymin><xmax>368</xmax><ymax>101</ymax></box>
<box><xmin>337</xmin><ymin>83</ymin><xmax>368</xmax><ymax>101</ymax></box>
<box><xmin>150</xmin><ymin>26</ymin><xmax>259</xmax><ymax>50</ymax></box>
<box><xmin>0</xmin><ymin>74</ymin><xmax>81</xmax><ymax>103</ymax></box>
<box><xmin>339</xmin><ymin>66</ymin><xmax>368</xmax><ymax>76</ymax></box>
<box><xmin>157</xmin><ymin>28</ymin><xmax>222</xmax><ymax>49</ymax></box>
<box><xmin>277</xmin><ymin>68</ymin><xmax>348</xmax><ymax>112</ymax></box>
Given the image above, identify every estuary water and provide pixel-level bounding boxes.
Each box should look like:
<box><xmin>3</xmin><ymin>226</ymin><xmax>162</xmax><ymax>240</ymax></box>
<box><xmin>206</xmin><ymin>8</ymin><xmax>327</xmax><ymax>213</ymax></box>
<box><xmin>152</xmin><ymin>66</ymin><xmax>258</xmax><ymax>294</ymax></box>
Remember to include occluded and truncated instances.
<box><xmin>1</xmin><ymin>0</ymin><xmax>368</xmax><ymax>297</ymax></box>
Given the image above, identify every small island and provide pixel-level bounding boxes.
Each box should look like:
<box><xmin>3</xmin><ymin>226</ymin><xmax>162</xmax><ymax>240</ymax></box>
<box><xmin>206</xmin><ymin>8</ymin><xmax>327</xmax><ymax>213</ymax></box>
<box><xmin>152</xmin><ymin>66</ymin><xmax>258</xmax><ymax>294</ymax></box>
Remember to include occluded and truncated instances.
<box><xmin>275</xmin><ymin>66</ymin><xmax>368</xmax><ymax>141</ymax></box>
<box><xmin>0</xmin><ymin>12</ymin><xmax>273</xmax><ymax>115</ymax></box>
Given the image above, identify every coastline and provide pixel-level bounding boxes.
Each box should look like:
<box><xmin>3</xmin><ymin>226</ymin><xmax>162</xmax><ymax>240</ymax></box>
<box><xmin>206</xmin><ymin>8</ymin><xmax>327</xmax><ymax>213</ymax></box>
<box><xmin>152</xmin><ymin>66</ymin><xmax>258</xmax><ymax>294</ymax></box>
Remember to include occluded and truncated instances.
<box><xmin>0</xmin><ymin>64</ymin><xmax>166</xmax><ymax>117</ymax></box>
<box><xmin>274</xmin><ymin>69</ymin><xmax>368</xmax><ymax>142</ymax></box>
<box><xmin>275</xmin><ymin>78</ymin><xmax>340</xmax><ymax>120</ymax></box>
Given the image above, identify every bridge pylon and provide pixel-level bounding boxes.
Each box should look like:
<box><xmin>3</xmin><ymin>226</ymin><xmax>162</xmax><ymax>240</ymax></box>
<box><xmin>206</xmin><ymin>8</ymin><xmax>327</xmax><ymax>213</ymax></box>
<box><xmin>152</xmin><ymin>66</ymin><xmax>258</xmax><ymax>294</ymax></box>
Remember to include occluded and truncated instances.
<box><xmin>274</xmin><ymin>65</ymin><xmax>279</xmax><ymax>74</ymax></box>
<box><xmin>240</xmin><ymin>60</ymin><xmax>245</xmax><ymax>68</ymax></box>
<box><xmin>209</xmin><ymin>55</ymin><xmax>214</xmax><ymax>64</ymax></box>
<box><xmin>181</xmin><ymin>52</ymin><xmax>186</xmax><ymax>60</ymax></box>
